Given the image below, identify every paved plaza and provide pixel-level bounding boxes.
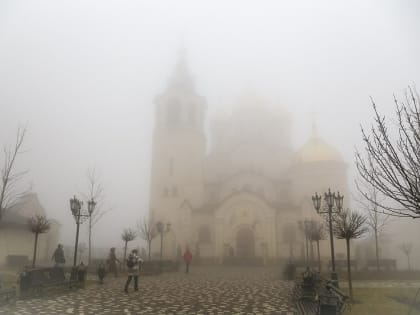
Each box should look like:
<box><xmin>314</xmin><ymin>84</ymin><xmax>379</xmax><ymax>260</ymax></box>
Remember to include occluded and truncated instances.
<box><xmin>0</xmin><ymin>266</ymin><xmax>297</xmax><ymax>315</ymax></box>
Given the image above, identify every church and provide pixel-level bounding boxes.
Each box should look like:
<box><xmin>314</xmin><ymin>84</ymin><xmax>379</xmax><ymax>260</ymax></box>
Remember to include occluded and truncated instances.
<box><xmin>149</xmin><ymin>54</ymin><xmax>348</xmax><ymax>263</ymax></box>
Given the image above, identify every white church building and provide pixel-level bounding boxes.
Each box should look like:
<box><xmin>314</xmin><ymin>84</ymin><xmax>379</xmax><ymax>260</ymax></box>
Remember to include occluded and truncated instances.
<box><xmin>149</xmin><ymin>54</ymin><xmax>348</xmax><ymax>263</ymax></box>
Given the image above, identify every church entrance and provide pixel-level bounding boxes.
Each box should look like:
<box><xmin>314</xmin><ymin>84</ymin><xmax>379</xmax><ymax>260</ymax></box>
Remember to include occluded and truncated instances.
<box><xmin>236</xmin><ymin>227</ymin><xmax>255</xmax><ymax>257</ymax></box>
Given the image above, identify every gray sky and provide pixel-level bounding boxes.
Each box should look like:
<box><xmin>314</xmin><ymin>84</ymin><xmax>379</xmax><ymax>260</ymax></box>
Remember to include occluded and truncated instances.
<box><xmin>1</xmin><ymin>0</ymin><xmax>419</xmax><ymax>249</ymax></box>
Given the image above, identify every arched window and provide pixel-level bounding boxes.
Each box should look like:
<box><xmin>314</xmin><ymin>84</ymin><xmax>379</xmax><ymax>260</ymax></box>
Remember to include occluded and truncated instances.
<box><xmin>198</xmin><ymin>226</ymin><xmax>211</xmax><ymax>244</ymax></box>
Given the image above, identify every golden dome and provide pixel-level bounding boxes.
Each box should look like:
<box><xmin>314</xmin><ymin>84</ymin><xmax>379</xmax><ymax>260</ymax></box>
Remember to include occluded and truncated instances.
<box><xmin>295</xmin><ymin>136</ymin><xmax>342</xmax><ymax>163</ymax></box>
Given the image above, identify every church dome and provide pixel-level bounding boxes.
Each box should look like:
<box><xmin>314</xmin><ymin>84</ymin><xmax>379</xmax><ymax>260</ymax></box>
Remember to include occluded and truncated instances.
<box><xmin>295</xmin><ymin>136</ymin><xmax>342</xmax><ymax>163</ymax></box>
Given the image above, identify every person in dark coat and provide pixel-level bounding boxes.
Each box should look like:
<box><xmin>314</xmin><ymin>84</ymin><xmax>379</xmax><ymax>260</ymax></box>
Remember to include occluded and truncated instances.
<box><xmin>183</xmin><ymin>247</ymin><xmax>192</xmax><ymax>274</ymax></box>
<box><xmin>97</xmin><ymin>261</ymin><xmax>106</xmax><ymax>284</ymax></box>
<box><xmin>52</xmin><ymin>244</ymin><xmax>65</xmax><ymax>267</ymax></box>
<box><xmin>107</xmin><ymin>247</ymin><xmax>120</xmax><ymax>277</ymax></box>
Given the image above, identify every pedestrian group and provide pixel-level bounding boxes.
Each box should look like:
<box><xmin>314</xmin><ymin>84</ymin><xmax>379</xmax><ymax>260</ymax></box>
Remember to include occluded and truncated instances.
<box><xmin>51</xmin><ymin>244</ymin><xmax>193</xmax><ymax>293</ymax></box>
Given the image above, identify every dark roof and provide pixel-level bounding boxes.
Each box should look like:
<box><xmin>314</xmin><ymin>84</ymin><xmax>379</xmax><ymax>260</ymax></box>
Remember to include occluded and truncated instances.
<box><xmin>0</xmin><ymin>193</ymin><xmax>46</xmax><ymax>227</ymax></box>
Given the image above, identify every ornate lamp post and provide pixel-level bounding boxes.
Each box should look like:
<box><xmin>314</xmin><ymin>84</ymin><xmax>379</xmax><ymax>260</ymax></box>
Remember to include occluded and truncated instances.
<box><xmin>156</xmin><ymin>221</ymin><xmax>171</xmax><ymax>260</ymax></box>
<box><xmin>312</xmin><ymin>189</ymin><xmax>343</xmax><ymax>287</ymax></box>
<box><xmin>70</xmin><ymin>196</ymin><xmax>96</xmax><ymax>268</ymax></box>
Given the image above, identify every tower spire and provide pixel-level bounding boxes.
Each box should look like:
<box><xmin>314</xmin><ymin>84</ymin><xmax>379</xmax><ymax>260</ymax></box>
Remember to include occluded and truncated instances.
<box><xmin>168</xmin><ymin>45</ymin><xmax>194</xmax><ymax>92</ymax></box>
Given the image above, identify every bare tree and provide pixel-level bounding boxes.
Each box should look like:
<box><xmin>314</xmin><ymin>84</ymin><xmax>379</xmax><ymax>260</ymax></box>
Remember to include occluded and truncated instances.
<box><xmin>355</xmin><ymin>86</ymin><xmax>420</xmax><ymax>218</ymax></box>
<box><xmin>309</xmin><ymin>221</ymin><xmax>326</xmax><ymax>272</ymax></box>
<box><xmin>137</xmin><ymin>217</ymin><xmax>157</xmax><ymax>260</ymax></box>
<box><xmin>28</xmin><ymin>215</ymin><xmax>51</xmax><ymax>268</ymax></box>
<box><xmin>354</xmin><ymin>184</ymin><xmax>390</xmax><ymax>271</ymax></box>
<box><xmin>121</xmin><ymin>228</ymin><xmax>137</xmax><ymax>268</ymax></box>
<box><xmin>298</xmin><ymin>220</ymin><xmax>315</xmax><ymax>264</ymax></box>
<box><xmin>333</xmin><ymin>209</ymin><xmax>368</xmax><ymax>301</ymax></box>
<box><xmin>282</xmin><ymin>225</ymin><xmax>297</xmax><ymax>260</ymax></box>
<box><xmin>398</xmin><ymin>242</ymin><xmax>413</xmax><ymax>271</ymax></box>
<box><xmin>0</xmin><ymin>126</ymin><xmax>28</xmax><ymax>221</ymax></box>
<box><xmin>83</xmin><ymin>168</ymin><xmax>111</xmax><ymax>265</ymax></box>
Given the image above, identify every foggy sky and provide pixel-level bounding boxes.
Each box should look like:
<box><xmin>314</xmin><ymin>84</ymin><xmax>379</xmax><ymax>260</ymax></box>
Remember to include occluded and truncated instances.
<box><xmin>1</xmin><ymin>0</ymin><xmax>419</xmax><ymax>250</ymax></box>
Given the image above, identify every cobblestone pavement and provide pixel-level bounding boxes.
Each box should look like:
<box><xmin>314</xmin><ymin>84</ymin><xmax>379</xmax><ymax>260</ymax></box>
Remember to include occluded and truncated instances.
<box><xmin>0</xmin><ymin>266</ymin><xmax>297</xmax><ymax>315</ymax></box>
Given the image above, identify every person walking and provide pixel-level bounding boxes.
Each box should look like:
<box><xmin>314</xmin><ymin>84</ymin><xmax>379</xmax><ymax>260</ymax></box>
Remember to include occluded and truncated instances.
<box><xmin>183</xmin><ymin>247</ymin><xmax>192</xmax><ymax>274</ymax></box>
<box><xmin>124</xmin><ymin>249</ymin><xmax>142</xmax><ymax>293</ymax></box>
<box><xmin>52</xmin><ymin>244</ymin><xmax>65</xmax><ymax>267</ymax></box>
<box><xmin>107</xmin><ymin>247</ymin><xmax>120</xmax><ymax>277</ymax></box>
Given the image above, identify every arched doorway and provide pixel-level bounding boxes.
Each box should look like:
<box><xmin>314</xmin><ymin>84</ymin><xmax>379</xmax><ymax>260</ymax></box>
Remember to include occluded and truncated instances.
<box><xmin>236</xmin><ymin>227</ymin><xmax>255</xmax><ymax>257</ymax></box>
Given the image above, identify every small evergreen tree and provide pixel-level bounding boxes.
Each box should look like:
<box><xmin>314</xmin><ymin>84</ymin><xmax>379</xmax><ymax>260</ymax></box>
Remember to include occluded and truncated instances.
<box><xmin>121</xmin><ymin>228</ymin><xmax>137</xmax><ymax>268</ymax></box>
<box><xmin>137</xmin><ymin>218</ymin><xmax>157</xmax><ymax>260</ymax></box>
<box><xmin>28</xmin><ymin>215</ymin><xmax>51</xmax><ymax>268</ymax></box>
<box><xmin>333</xmin><ymin>209</ymin><xmax>368</xmax><ymax>301</ymax></box>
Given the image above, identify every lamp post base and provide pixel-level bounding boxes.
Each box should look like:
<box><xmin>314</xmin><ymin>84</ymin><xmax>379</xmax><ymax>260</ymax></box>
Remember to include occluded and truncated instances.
<box><xmin>330</xmin><ymin>271</ymin><xmax>339</xmax><ymax>288</ymax></box>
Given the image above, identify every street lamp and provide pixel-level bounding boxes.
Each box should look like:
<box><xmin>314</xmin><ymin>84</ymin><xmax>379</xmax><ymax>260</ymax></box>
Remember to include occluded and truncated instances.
<box><xmin>156</xmin><ymin>221</ymin><xmax>171</xmax><ymax>260</ymax></box>
<box><xmin>69</xmin><ymin>196</ymin><xmax>96</xmax><ymax>273</ymax></box>
<box><xmin>312</xmin><ymin>189</ymin><xmax>343</xmax><ymax>287</ymax></box>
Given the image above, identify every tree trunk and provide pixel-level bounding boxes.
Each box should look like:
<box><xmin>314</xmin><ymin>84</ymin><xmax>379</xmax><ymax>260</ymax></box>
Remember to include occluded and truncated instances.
<box><xmin>346</xmin><ymin>238</ymin><xmax>353</xmax><ymax>301</ymax></box>
<box><xmin>316</xmin><ymin>240</ymin><xmax>321</xmax><ymax>272</ymax></box>
<box><xmin>124</xmin><ymin>241</ymin><xmax>128</xmax><ymax>269</ymax></box>
<box><xmin>407</xmin><ymin>254</ymin><xmax>411</xmax><ymax>271</ymax></box>
<box><xmin>88</xmin><ymin>217</ymin><xmax>92</xmax><ymax>266</ymax></box>
<box><xmin>288</xmin><ymin>242</ymin><xmax>293</xmax><ymax>259</ymax></box>
<box><xmin>310</xmin><ymin>240</ymin><xmax>314</xmax><ymax>265</ymax></box>
<box><xmin>148</xmin><ymin>240</ymin><xmax>152</xmax><ymax>260</ymax></box>
<box><xmin>374</xmin><ymin>227</ymin><xmax>380</xmax><ymax>272</ymax></box>
<box><xmin>32</xmin><ymin>233</ymin><xmax>39</xmax><ymax>268</ymax></box>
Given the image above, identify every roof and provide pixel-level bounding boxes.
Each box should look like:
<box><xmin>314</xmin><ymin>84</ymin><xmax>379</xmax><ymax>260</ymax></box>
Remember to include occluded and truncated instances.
<box><xmin>295</xmin><ymin>136</ymin><xmax>343</xmax><ymax>163</ymax></box>
<box><xmin>0</xmin><ymin>193</ymin><xmax>47</xmax><ymax>227</ymax></box>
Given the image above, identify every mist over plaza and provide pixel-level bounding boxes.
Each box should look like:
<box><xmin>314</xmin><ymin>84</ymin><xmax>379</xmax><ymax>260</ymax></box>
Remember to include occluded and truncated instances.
<box><xmin>1</xmin><ymin>1</ymin><xmax>420</xmax><ymax>314</ymax></box>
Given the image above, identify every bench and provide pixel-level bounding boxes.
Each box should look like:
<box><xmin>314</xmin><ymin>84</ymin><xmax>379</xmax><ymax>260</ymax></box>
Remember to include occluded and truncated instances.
<box><xmin>294</xmin><ymin>271</ymin><xmax>348</xmax><ymax>315</ymax></box>
<box><xmin>365</xmin><ymin>259</ymin><xmax>396</xmax><ymax>271</ymax></box>
<box><xmin>328</xmin><ymin>259</ymin><xmax>357</xmax><ymax>271</ymax></box>
<box><xmin>159</xmin><ymin>260</ymin><xmax>180</xmax><ymax>272</ymax></box>
<box><xmin>318</xmin><ymin>282</ymin><xmax>349</xmax><ymax>315</ymax></box>
<box><xmin>293</xmin><ymin>268</ymin><xmax>321</xmax><ymax>315</ymax></box>
<box><xmin>0</xmin><ymin>287</ymin><xmax>16</xmax><ymax>306</ymax></box>
<box><xmin>19</xmin><ymin>267</ymin><xmax>78</xmax><ymax>298</ymax></box>
<box><xmin>140</xmin><ymin>261</ymin><xmax>162</xmax><ymax>276</ymax></box>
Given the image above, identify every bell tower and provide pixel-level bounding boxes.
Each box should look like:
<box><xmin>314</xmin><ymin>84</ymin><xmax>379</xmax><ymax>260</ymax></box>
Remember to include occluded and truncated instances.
<box><xmin>149</xmin><ymin>51</ymin><xmax>206</xmax><ymax>249</ymax></box>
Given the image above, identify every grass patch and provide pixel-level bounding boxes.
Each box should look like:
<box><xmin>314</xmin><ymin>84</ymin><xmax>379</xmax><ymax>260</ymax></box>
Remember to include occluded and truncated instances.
<box><xmin>343</xmin><ymin>287</ymin><xmax>420</xmax><ymax>315</ymax></box>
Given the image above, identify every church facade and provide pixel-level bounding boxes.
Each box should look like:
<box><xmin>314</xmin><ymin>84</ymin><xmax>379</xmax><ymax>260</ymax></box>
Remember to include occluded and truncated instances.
<box><xmin>149</xmin><ymin>55</ymin><xmax>348</xmax><ymax>263</ymax></box>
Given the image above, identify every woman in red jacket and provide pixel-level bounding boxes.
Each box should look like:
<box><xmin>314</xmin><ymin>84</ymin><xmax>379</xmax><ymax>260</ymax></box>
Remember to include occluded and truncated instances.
<box><xmin>183</xmin><ymin>247</ymin><xmax>192</xmax><ymax>274</ymax></box>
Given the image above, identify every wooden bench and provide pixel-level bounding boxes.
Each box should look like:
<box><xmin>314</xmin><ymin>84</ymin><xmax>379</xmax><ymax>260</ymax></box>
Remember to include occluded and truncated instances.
<box><xmin>294</xmin><ymin>272</ymin><xmax>348</xmax><ymax>315</ymax></box>
<box><xmin>19</xmin><ymin>267</ymin><xmax>78</xmax><ymax>298</ymax></box>
<box><xmin>366</xmin><ymin>259</ymin><xmax>396</xmax><ymax>271</ymax></box>
<box><xmin>140</xmin><ymin>261</ymin><xmax>162</xmax><ymax>276</ymax></box>
<box><xmin>293</xmin><ymin>268</ymin><xmax>321</xmax><ymax>315</ymax></box>
<box><xmin>318</xmin><ymin>282</ymin><xmax>349</xmax><ymax>315</ymax></box>
<box><xmin>0</xmin><ymin>287</ymin><xmax>16</xmax><ymax>306</ymax></box>
<box><xmin>328</xmin><ymin>259</ymin><xmax>357</xmax><ymax>271</ymax></box>
<box><xmin>159</xmin><ymin>260</ymin><xmax>180</xmax><ymax>272</ymax></box>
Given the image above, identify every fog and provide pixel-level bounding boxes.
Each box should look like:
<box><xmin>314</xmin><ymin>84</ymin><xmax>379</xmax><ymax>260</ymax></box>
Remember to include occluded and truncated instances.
<box><xmin>1</xmin><ymin>0</ymin><xmax>419</xmax><ymax>254</ymax></box>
